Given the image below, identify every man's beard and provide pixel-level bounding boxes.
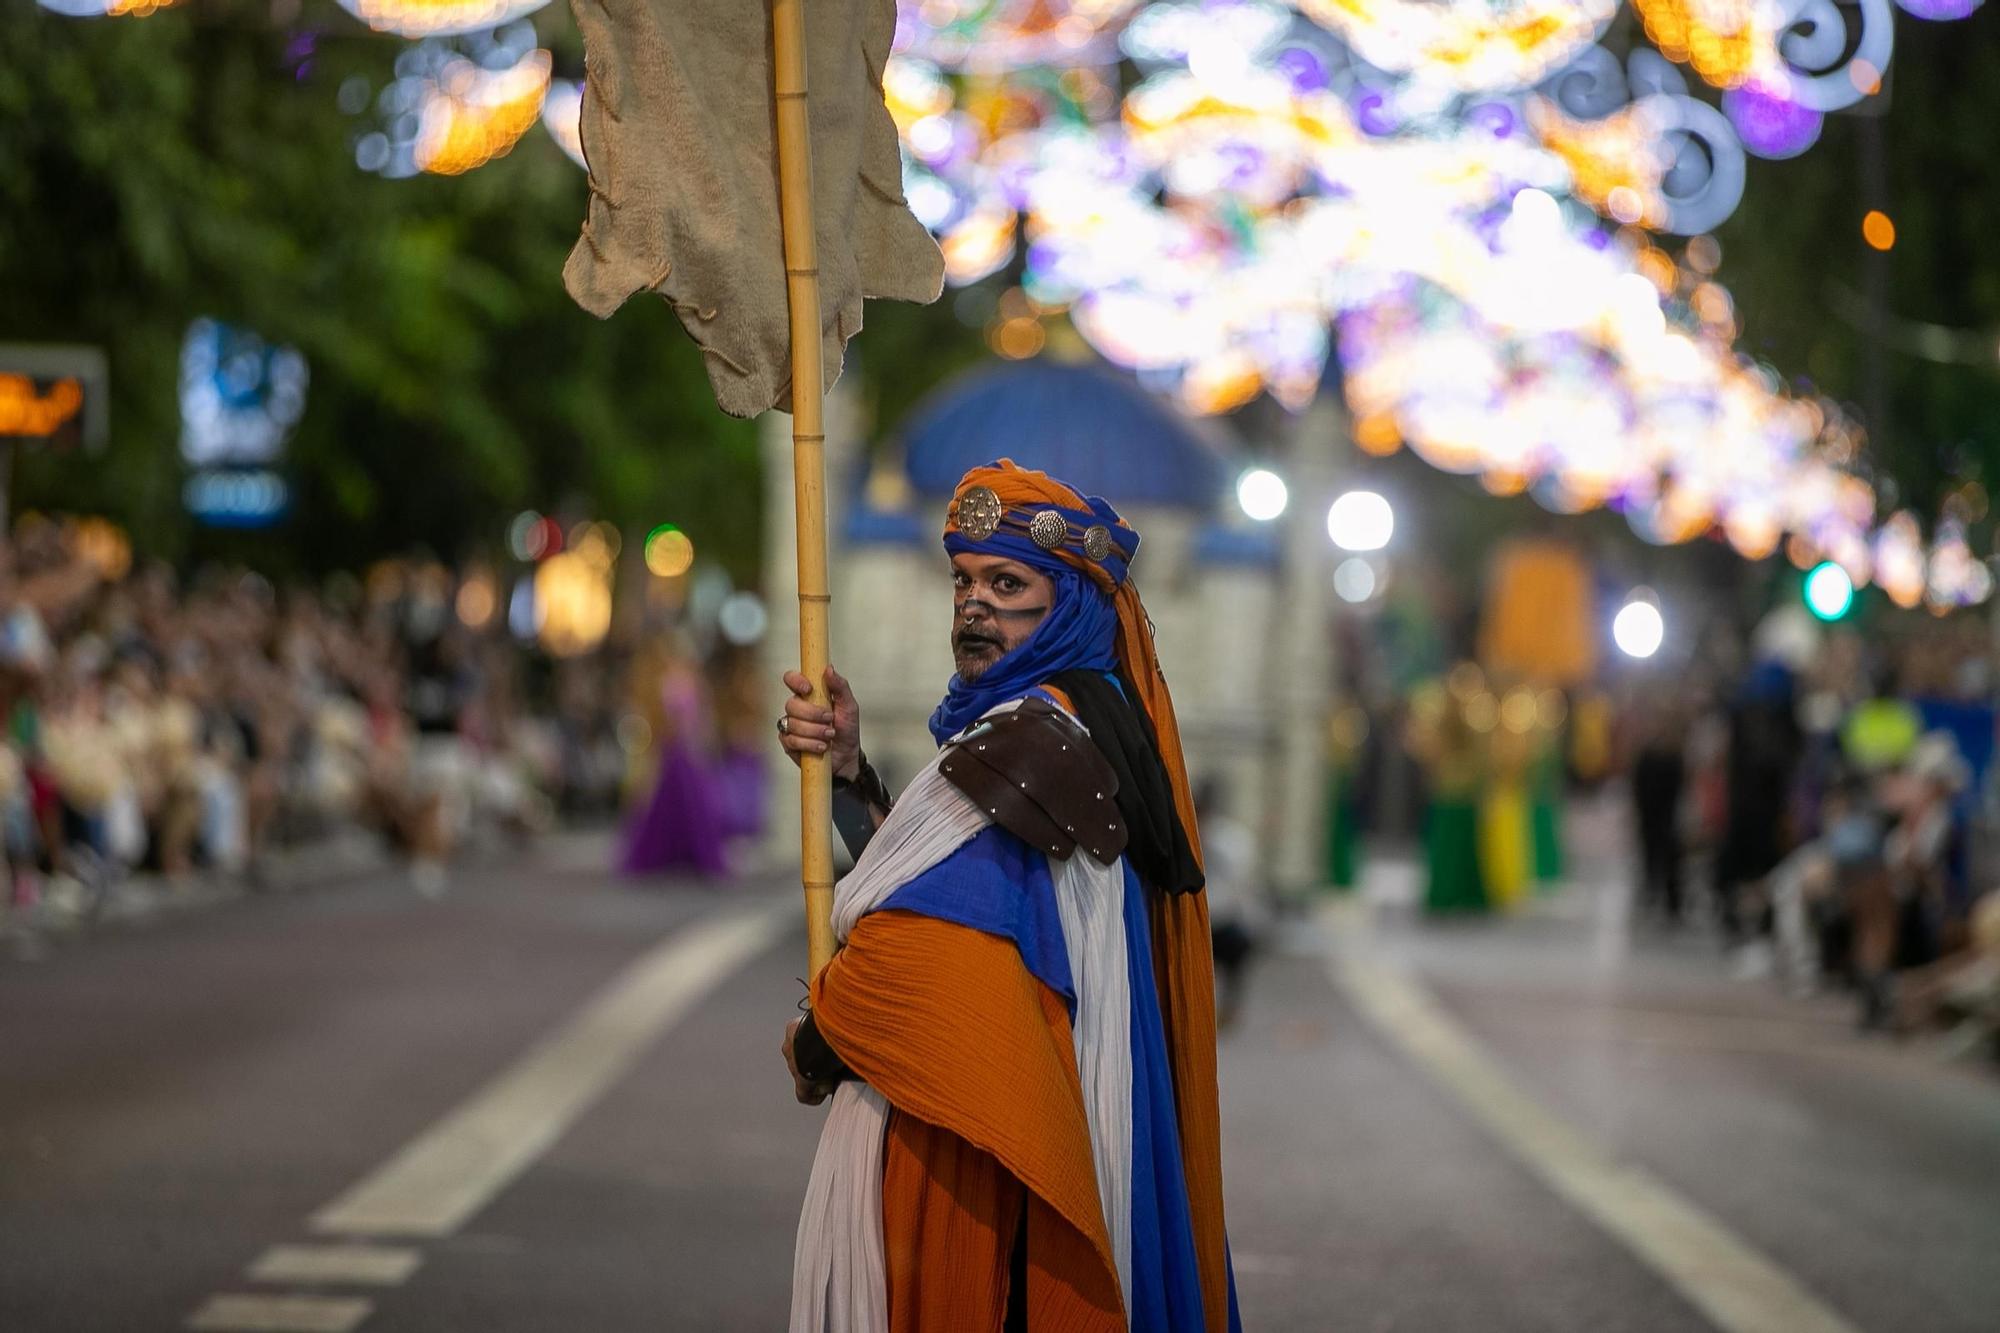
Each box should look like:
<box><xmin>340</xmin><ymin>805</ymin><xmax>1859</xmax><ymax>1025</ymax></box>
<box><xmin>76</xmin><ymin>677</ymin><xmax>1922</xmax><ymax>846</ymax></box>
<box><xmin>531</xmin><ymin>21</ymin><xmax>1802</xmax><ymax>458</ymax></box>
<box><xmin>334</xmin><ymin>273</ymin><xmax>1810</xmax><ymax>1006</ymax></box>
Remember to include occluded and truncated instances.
<box><xmin>952</xmin><ymin>626</ymin><xmax>1004</xmax><ymax>682</ymax></box>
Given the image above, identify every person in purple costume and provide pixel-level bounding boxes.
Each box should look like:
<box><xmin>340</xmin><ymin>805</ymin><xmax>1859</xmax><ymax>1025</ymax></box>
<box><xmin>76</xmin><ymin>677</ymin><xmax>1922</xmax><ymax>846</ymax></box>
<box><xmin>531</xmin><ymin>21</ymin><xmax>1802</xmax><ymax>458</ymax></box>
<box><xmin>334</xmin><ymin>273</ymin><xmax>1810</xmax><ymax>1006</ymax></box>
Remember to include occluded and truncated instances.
<box><xmin>617</xmin><ymin>634</ymin><xmax>729</xmax><ymax>880</ymax></box>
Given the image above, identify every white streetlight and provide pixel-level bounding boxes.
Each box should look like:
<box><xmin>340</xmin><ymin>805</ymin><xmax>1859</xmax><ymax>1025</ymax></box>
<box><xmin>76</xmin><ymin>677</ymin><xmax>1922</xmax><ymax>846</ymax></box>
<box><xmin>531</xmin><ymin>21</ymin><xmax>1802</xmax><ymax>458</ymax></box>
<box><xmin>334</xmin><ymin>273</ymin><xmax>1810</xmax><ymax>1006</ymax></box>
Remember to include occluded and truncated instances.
<box><xmin>1236</xmin><ymin>467</ymin><xmax>1289</xmax><ymax>521</ymax></box>
<box><xmin>1334</xmin><ymin>557</ymin><xmax>1378</xmax><ymax>603</ymax></box>
<box><xmin>1327</xmin><ymin>490</ymin><xmax>1394</xmax><ymax>551</ymax></box>
<box><xmin>1613</xmin><ymin>594</ymin><xmax>1665</xmax><ymax>659</ymax></box>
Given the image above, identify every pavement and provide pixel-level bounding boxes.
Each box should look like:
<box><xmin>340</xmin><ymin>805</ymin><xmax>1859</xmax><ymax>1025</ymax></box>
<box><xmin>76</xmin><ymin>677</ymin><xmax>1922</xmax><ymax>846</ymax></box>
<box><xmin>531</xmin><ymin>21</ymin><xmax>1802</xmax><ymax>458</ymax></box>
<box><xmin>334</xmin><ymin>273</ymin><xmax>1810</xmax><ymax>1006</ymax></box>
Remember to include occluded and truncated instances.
<box><xmin>1</xmin><ymin>814</ymin><xmax>1996</xmax><ymax>1333</ymax></box>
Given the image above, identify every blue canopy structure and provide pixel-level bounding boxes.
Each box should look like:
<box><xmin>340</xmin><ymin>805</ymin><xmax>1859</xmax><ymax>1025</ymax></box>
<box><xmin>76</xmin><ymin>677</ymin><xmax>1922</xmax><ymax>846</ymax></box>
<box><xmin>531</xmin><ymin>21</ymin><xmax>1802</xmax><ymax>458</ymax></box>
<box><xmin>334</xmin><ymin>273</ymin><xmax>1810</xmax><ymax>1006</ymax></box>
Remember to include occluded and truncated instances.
<box><xmin>898</xmin><ymin>361</ymin><xmax>1226</xmax><ymax>508</ymax></box>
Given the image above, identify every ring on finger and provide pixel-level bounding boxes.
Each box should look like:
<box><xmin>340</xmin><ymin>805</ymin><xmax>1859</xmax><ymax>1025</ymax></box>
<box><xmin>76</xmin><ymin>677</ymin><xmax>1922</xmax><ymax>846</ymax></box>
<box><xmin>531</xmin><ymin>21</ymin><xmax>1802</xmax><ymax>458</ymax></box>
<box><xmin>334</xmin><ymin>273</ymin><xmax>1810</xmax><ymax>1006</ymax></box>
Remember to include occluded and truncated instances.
<box><xmin>776</xmin><ymin>716</ymin><xmax>791</xmax><ymax>736</ymax></box>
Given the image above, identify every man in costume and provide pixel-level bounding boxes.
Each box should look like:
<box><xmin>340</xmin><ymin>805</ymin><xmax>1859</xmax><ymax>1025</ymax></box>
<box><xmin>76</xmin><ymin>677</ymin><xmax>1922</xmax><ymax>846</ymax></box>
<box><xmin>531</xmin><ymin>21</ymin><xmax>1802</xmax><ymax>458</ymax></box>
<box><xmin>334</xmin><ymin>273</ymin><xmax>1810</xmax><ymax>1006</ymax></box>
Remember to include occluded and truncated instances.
<box><xmin>775</xmin><ymin>460</ymin><xmax>1238</xmax><ymax>1331</ymax></box>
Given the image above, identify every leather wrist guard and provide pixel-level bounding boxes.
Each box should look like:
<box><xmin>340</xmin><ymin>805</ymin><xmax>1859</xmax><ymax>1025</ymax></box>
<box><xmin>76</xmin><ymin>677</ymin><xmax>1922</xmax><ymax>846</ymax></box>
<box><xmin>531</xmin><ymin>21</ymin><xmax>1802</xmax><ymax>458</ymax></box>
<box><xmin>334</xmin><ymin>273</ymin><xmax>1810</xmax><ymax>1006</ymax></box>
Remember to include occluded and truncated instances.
<box><xmin>939</xmin><ymin>697</ymin><xmax>1127</xmax><ymax>864</ymax></box>
<box><xmin>834</xmin><ymin>751</ymin><xmax>894</xmax><ymax>813</ymax></box>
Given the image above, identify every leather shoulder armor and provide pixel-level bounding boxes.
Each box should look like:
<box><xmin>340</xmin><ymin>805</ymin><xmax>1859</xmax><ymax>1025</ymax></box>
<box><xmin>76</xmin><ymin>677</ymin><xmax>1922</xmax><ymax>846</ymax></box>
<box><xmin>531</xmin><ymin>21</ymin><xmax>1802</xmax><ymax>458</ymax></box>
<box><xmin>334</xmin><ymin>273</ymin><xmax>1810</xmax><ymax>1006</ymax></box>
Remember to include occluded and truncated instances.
<box><xmin>939</xmin><ymin>697</ymin><xmax>1127</xmax><ymax>864</ymax></box>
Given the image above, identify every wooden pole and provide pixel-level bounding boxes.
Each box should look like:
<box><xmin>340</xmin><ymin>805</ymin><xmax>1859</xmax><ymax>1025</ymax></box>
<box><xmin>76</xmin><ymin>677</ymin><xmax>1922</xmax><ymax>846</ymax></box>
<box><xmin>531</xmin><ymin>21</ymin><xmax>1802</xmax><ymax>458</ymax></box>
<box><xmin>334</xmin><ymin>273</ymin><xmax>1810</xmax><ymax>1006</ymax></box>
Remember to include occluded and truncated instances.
<box><xmin>771</xmin><ymin>0</ymin><xmax>837</xmax><ymax>978</ymax></box>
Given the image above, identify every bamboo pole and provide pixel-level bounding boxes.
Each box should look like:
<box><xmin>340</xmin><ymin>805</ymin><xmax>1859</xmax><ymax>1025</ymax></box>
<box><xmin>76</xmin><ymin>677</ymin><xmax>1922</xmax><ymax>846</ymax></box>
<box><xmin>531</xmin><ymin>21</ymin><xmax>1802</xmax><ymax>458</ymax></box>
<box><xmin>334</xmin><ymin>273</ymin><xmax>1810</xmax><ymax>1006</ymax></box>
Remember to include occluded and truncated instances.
<box><xmin>771</xmin><ymin>0</ymin><xmax>837</xmax><ymax>979</ymax></box>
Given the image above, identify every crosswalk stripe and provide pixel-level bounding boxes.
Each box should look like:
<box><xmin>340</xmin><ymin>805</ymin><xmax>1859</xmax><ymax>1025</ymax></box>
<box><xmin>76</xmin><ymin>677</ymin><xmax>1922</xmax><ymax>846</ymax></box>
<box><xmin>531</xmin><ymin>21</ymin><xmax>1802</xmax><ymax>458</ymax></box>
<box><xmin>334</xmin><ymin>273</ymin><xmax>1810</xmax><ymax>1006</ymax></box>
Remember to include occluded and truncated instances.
<box><xmin>245</xmin><ymin>1244</ymin><xmax>422</xmax><ymax>1286</ymax></box>
<box><xmin>1322</xmin><ymin>904</ymin><xmax>1863</xmax><ymax>1333</ymax></box>
<box><xmin>185</xmin><ymin>1294</ymin><xmax>372</xmax><ymax>1333</ymax></box>
<box><xmin>311</xmin><ymin>902</ymin><xmax>788</xmax><ymax>1238</ymax></box>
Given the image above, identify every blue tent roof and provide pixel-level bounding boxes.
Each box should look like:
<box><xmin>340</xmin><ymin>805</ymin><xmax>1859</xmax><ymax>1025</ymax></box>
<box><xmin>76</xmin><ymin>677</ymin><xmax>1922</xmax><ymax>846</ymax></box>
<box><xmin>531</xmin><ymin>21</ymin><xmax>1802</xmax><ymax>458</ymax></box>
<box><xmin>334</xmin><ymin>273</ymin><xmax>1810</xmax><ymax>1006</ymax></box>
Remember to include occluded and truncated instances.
<box><xmin>899</xmin><ymin>361</ymin><xmax>1226</xmax><ymax>508</ymax></box>
<box><xmin>1192</xmin><ymin>523</ymin><xmax>1282</xmax><ymax>570</ymax></box>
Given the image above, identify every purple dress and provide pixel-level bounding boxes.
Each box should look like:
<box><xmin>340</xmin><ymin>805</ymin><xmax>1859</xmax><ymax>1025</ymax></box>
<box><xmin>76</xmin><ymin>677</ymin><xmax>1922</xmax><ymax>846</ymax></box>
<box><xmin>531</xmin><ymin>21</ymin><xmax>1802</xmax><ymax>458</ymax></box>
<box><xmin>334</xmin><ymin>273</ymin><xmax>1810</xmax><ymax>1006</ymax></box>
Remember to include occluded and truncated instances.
<box><xmin>618</xmin><ymin>669</ymin><xmax>730</xmax><ymax>880</ymax></box>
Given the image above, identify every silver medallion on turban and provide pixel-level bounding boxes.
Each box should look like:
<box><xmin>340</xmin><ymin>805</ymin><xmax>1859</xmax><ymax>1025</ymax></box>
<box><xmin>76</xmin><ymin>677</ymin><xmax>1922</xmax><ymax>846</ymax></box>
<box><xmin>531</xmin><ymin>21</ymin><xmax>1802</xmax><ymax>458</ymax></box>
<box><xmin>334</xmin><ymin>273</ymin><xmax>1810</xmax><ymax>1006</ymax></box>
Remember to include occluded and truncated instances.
<box><xmin>1028</xmin><ymin>509</ymin><xmax>1069</xmax><ymax>551</ymax></box>
<box><xmin>953</xmin><ymin>485</ymin><xmax>1002</xmax><ymax>540</ymax></box>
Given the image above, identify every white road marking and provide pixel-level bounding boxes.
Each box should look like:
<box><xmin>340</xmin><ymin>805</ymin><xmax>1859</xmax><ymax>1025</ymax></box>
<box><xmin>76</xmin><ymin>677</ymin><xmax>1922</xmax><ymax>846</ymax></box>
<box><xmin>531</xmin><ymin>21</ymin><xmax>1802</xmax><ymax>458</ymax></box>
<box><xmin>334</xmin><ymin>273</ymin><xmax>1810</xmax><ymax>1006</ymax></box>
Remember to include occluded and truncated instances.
<box><xmin>311</xmin><ymin>902</ymin><xmax>789</xmax><ymax>1239</ymax></box>
<box><xmin>1322</xmin><ymin>906</ymin><xmax>1862</xmax><ymax>1333</ymax></box>
<box><xmin>246</xmin><ymin>1244</ymin><xmax>422</xmax><ymax>1286</ymax></box>
<box><xmin>186</xmin><ymin>1294</ymin><xmax>373</xmax><ymax>1333</ymax></box>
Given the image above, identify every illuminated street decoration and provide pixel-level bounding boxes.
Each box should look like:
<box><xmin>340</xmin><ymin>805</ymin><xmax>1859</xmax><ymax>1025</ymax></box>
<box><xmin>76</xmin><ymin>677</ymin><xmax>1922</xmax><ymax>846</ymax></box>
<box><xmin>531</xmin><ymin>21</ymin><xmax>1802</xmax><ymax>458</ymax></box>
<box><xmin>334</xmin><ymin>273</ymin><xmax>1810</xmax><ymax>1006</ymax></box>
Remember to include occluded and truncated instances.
<box><xmin>35</xmin><ymin>0</ymin><xmax>180</xmax><ymax>15</ymax></box>
<box><xmin>1291</xmin><ymin>0</ymin><xmax>1620</xmax><ymax>93</ymax></box>
<box><xmin>413</xmin><ymin>46</ymin><xmax>551</xmax><ymax>175</ymax></box>
<box><xmin>542</xmin><ymin>78</ymin><xmax>586</xmax><ymax>169</ymax></box>
<box><xmin>1531</xmin><ymin>48</ymin><xmax>1746</xmax><ymax>232</ymax></box>
<box><xmin>1722</xmin><ymin>75</ymin><xmax>1823</xmax><ymax>158</ymax></box>
<box><xmin>1894</xmin><ymin>0</ymin><xmax>1982</xmax><ymax>16</ymax></box>
<box><xmin>861</xmin><ymin>0</ymin><xmax>2000</xmax><ymax>593</ymax></box>
<box><xmin>894</xmin><ymin>0</ymin><xmax>1145</xmax><ymax>70</ymax></box>
<box><xmin>1628</xmin><ymin>0</ymin><xmax>1773</xmax><ymax>87</ymax></box>
<box><xmin>351</xmin><ymin>25</ymin><xmax>550</xmax><ymax>178</ymax></box>
<box><xmin>333</xmin><ymin>0</ymin><xmax>550</xmax><ymax>39</ymax></box>
<box><xmin>40</xmin><ymin>0</ymin><xmax>1982</xmax><ymax>592</ymax></box>
<box><xmin>1873</xmin><ymin>511</ymin><xmax>1927</xmax><ymax>609</ymax></box>
<box><xmin>1924</xmin><ymin>521</ymin><xmax>1994</xmax><ymax>610</ymax></box>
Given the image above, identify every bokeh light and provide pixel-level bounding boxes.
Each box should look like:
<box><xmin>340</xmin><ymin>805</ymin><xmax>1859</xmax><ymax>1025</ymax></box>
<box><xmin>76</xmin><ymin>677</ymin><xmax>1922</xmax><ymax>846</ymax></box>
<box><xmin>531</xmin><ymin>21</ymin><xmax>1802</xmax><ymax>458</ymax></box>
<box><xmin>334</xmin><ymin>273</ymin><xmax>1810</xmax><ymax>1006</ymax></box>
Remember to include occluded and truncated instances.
<box><xmin>1236</xmin><ymin>468</ymin><xmax>1290</xmax><ymax>521</ymax></box>
<box><xmin>1613</xmin><ymin>595</ymin><xmax>1665</xmax><ymax>659</ymax></box>
<box><xmin>644</xmin><ymin>525</ymin><xmax>696</xmax><ymax>578</ymax></box>
<box><xmin>1724</xmin><ymin>79</ymin><xmax>1824</xmax><ymax>159</ymax></box>
<box><xmin>456</xmin><ymin>572</ymin><xmax>498</xmax><ymax>628</ymax></box>
<box><xmin>718</xmin><ymin>592</ymin><xmax>771</xmax><ymax>646</ymax></box>
<box><xmin>1334</xmin><ymin>557</ymin><xmax>1379</xmax><ymax>603</ymax></box>
<box><xmin>508</xmin><ymin>510</ymin><xmax>545</xmax><ymax>562</ymax></box>
<box><xmin>1805</xmin><ymin>561</ymin><xmax>1856</xmax><ymax>621</ymax></box>
<box><xmin>1328</xmin><ymin>491</ymin><xmax>1395</xmax><ymax>552</ymax></box>
<box><xmin>533</xmin><ymin>552</ymin><xmax>612</xmax><ymax>657</ymax></box>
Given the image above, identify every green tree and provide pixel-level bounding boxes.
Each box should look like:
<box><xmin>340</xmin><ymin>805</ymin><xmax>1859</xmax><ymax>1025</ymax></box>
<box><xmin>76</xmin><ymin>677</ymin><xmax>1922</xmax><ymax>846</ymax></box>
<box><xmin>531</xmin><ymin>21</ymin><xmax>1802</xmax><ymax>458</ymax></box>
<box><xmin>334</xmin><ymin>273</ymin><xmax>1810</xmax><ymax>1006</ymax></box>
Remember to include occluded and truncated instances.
<box><xmin>0</xmin><ymin>3</ymin><xmax>765</xmax><ymax>579</ymax></box>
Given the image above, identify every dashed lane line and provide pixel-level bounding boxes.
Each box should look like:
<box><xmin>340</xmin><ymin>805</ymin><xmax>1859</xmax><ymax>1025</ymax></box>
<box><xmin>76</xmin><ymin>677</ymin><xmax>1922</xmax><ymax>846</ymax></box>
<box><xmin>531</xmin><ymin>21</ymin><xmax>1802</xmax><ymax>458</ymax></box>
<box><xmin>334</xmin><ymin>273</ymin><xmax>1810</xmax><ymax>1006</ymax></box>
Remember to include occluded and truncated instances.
<box><xmin>186</xmin><ymin>1294</ymin><xmax>373</xmax><ymax>1333</ymax></box>
<box><xmin>244</xmin><ymin>1244</ymin><xmax>422</xmax><ymax>1286</ymax></box>
<box><xmin>1322</xmin><ymin>904</ymin><xmax>1863</xmax><ymax>1333</ymax></box>
<box><xmin>311</xmin><ymin>901</ymin><xmax>790</xmax><ymax>1238</ymax></box>
<box><xmin>184</xmin><ymin>900</ymin><xmax>790</xmax><ymax>1331</ymax></box>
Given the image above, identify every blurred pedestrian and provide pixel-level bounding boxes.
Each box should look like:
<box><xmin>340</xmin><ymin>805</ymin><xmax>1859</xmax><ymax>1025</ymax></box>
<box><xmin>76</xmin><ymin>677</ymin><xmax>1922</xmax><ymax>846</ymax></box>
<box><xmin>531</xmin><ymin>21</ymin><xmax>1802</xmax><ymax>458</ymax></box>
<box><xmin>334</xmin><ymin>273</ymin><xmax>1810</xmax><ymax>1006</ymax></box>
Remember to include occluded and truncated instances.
<box><xmin>1632</xmin><ymin>710</ymin><xmax>1686</xmax><ymax>922</ymax></box>
<box><xmin>617</xmin><ymin>632</ymin><xmax>728</xmax><ymax>880</ymax></box>
<box><xmin>1197</xmin><ymin>778</ymin><xmax>1261</xmax><ymax>1030</ymax></box>
<box><xmin>1714</xmin><ymin>665</ymin><xmax>1802</xmax><ymax>940</ymax></box>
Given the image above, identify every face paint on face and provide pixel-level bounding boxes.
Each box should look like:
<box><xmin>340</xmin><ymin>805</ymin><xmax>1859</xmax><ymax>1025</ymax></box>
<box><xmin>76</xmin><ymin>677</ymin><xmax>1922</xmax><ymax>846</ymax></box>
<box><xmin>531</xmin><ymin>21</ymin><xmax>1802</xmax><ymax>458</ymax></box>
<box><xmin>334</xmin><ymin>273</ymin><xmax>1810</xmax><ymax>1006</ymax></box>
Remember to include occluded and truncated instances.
<box><xmin>949</xmin><ymin>554</ymin><xmax>1054</xmax><ymax>682</ymax></box>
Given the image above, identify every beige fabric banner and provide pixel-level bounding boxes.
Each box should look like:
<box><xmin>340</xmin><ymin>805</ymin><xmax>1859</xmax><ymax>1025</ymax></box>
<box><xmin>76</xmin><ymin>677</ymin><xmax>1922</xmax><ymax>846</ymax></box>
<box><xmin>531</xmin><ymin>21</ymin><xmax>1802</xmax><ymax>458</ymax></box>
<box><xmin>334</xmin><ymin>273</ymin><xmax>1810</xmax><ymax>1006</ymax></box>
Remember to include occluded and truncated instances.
<box><xmin>565</xmin><ymin>0</ymin><xmax>945</xmax><ymax>419</ymax></box>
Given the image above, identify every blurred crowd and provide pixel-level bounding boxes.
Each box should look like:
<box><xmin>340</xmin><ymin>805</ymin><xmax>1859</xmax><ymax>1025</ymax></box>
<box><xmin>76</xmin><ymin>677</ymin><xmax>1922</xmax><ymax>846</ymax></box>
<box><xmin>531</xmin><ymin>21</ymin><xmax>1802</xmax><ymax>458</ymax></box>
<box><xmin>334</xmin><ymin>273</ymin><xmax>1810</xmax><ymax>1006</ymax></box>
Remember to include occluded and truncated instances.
<box><xmin>0</xmin><ymin>517</ymin><xmax>622</xmax><ymax>928</ymax></box>
<box><xmin>1626</xmin><ymin>616</ymin><xmax>2000</xmax><ymax>1054</ymax></box>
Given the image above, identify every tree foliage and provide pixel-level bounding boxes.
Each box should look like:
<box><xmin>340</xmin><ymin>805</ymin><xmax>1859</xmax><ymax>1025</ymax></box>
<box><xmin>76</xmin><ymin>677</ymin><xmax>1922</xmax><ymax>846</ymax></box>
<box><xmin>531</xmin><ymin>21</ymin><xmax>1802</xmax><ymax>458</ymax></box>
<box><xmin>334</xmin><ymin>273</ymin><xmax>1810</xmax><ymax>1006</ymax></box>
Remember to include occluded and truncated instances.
<box><xmin>0</xmin><ymin>4</ymin><xmax>764</xmax><ymax>579</ymax></box>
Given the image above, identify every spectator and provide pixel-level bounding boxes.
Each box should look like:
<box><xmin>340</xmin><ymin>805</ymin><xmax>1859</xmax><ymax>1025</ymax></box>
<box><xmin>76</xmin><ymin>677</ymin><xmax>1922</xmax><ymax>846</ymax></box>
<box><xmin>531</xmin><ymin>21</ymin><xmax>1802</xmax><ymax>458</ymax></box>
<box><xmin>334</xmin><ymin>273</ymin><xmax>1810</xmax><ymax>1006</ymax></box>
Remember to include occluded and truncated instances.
<box><xmin>1631</xmin><ymin>709</ymin><xmax>1687</xmax><ymax>923</ymax></box>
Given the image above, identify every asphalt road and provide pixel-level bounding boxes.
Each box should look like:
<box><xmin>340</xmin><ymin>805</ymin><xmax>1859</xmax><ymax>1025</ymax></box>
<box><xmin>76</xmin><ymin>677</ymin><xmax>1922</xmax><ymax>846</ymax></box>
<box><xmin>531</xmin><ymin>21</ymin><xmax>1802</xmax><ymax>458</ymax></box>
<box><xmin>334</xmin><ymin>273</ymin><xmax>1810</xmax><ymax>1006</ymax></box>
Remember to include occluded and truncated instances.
<box><xmin>2</xmin><ymin>830</ymin><xmax>1996</xmax><ymax>1333</ymax></box>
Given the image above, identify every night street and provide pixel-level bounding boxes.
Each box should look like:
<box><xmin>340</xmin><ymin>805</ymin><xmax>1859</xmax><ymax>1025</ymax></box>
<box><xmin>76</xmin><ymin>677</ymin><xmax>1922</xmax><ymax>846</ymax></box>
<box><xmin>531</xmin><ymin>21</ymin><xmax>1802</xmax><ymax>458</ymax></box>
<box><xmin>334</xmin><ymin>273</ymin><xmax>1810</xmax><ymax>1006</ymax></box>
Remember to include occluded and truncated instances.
<box><xmin>6</xmin><ymin>820</ymin><xmax>1996</xmax><ymax>1333</ymax></box>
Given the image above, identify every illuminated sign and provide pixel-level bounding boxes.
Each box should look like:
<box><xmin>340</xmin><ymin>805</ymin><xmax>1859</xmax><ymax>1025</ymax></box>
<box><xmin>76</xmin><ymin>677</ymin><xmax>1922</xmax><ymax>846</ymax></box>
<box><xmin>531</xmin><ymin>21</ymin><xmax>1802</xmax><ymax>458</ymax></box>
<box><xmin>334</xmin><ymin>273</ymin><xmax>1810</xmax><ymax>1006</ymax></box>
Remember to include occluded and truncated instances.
<box><xmin>0</xmin><ymin>375</ymin><xmax>84</xmax><ymax>441</ymax></box>
<box><xmin>183</xmin><ymin>469</ymin><xmax>290</xmax><ymax>528</ymax></box>
<box><xmin>180</xmin><ymin>319</ymin><xmax>308</xmax><ymax>467</ymax></box>
<box><xmin>0</xmin><ymin>345</ymin><xmax>107</xmax><ymax>451</ymax></box>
